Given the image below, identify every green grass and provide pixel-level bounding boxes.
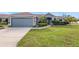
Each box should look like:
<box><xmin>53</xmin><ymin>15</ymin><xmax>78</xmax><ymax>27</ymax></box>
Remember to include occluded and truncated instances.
<box><xmin>17</xmin><ymin>25</ymin><xmax>79</xmax><ymax>47</ymax></box>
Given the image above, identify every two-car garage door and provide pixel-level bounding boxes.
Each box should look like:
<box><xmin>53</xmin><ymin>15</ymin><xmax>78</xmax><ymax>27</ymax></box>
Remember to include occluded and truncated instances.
<box><xmin>11</xmin><ymin>18</ymin><xmax>33</xmax><ymax>27</ymax></box>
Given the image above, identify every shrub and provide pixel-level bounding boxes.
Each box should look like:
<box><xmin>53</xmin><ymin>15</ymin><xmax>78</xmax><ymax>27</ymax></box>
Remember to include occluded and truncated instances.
<box><xmin>52</xmin><ymin>20</ymin><xmax>69</xmax><ymax>25</ymax></box>
<box><xmin>0</xmin><ymin>25</ymin><xmax>2</xmax><ymax>27</ymax></box>
<box><xmin>38</xmin><ymin>23</ymin><xmax>48</xmax><ymax>27</ymax></box>
<box><xmin>0</xmin><ymin>22</ymin><xmax>7</xmax><ymax>25</ymax></box>
<box><xmin>0</xmin><ymin>25</ymin><xmax>4</xmax><ymax>29</ymax></box>
<box><xmin>52</xmin><ymin>20</ymin><xmax>60</xmax><ymax>25</ymax></box>
<box><xmin>63</xmin><ymin>21</ymin><xmax>69</xmax><ymax>24</ymax></box>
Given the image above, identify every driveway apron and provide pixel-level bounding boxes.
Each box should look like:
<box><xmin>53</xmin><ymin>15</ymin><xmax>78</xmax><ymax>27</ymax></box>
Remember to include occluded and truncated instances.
<box><xmin>0</xmin><ymin>27</ymin><xmax>31</xmax><ymax>47</ymax></box>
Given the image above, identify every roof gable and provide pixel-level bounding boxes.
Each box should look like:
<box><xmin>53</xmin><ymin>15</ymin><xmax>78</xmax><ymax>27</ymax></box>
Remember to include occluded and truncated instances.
<box><xmin>46</xmin><ymin>12</ymin><xmax>54</xmax><ymax>16</ymax></box>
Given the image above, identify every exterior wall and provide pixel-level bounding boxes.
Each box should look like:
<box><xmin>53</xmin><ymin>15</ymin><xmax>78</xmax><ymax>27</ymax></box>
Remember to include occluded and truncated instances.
<box><xmin>52</xmin><ymin>17</ymin><xmax>64</xmax><ymax>21</ymax></box>
<box><xmin>8</xmin><ymin>17</ymin><xmax>11</xmax><ymax>26</ymax></box>
<box><xmin>33</xmin><ymin>17</ymin><xmax>37</xmax><ymax>26</ymax></box>
<box><xmin>2</xmin><ymin>18</ymin><xmax>6</xmax><ymax>22</ymax></box>
<box><xmin>62</xmin><ymin>18</ymin><xmax>65</xmax><ymax>21</ymax></box>
<box><xmin>52</xmin><ymin>17</ymin><xmax>54</xmax><ymax>20</ymax></box>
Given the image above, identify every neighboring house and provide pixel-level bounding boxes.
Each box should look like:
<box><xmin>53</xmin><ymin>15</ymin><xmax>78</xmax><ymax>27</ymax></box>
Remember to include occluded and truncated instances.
<box><xmin>0</xmin><ymin>12</ymin><xmax>64</xmax><ymax>27</ymax></box>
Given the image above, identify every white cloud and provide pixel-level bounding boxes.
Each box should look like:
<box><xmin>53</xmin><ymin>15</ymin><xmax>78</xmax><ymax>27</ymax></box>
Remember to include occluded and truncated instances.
<box><xmin>0</xmin><ymin>0</ymin><xmax>78</xmax><ymax>12</ymax></box>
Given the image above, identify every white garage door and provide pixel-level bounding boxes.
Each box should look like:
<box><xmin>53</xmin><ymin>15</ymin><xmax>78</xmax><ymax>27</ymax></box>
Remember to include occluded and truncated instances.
<box><xmin>11</xmin><ymin>18</ymin><xmax>33</xmax><ymax>27</ymax></box>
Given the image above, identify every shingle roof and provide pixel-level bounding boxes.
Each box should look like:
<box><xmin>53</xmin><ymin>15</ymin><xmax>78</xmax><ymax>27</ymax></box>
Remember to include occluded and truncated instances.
<box><xmin>12</xmin><ymin>12</ymin><xmax>32</xmax><ymax>15</ymax></box>
<box><xmin>10</xmin><ymin>12</ymin><xmax>34</xmax><ymax>18</ymax></box>
<box><xmin>0</xmin><ymin>12</ymin><xmax>64</xmax><ymax>19</ymax></box>
<box><xmin>54</xmin><ymin>16</ymin><xmax>64</xmax><ymax>19</ymax></box>
<box><xmin>0</xmin><ymin>14</ymin><xmax>10</xmax><ymax>16</ymax></box>
<box><xmin>0</xmin><ymin>14</ymin><xmax>11</xmax><ymax>18</ymax></box>
<box><xmin>33</xmin><ymin>14</ymin><xmax>45</xmax><ymax>17</ymax></box>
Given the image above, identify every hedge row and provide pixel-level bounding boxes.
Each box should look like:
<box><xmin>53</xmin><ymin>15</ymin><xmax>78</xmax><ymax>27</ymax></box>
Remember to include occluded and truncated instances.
<box><xmin>37</xmin><ymin>23</ymin><xmax>48</xmax><ymax>27</ymax></box>
<box><xmin>52</xmin><ymin>20</ymin><xmax>69</xmax><ymax>25</ymax></box>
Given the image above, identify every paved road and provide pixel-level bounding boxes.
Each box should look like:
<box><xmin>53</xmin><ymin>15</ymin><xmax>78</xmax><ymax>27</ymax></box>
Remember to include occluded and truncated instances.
<box><xmin>0</xmin><ymin>27</ymin><xmax>31</xmax><ymax>47</ymax></box>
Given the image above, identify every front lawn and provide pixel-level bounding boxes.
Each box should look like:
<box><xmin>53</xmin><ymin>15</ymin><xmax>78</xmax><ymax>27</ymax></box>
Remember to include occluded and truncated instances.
<box><xmin>17</xmin><ymin>25</ymin><xmax>79</xmax><ymax>47</ymax></box>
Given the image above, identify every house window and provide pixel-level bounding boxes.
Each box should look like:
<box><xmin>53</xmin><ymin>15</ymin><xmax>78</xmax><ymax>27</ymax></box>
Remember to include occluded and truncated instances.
<box><xmin>54</xmin><ymin>18</ymin><xmax>56</xmax><ymax>21</ymax></box>
<box><xmin>59</xmin><ymin>19</ymin><xmax>62</xmax><ymax>21</ymax></box>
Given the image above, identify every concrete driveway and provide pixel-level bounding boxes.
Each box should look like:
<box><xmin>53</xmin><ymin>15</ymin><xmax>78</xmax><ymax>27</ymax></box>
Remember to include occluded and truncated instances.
<box><xmin>0</xmin><ymin>27</ymin><xmax>31</xmax><ymax>47</ymax></box>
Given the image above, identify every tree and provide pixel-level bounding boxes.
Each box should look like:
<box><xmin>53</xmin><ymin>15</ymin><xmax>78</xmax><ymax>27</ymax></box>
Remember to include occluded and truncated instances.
<box><xmin>64</xmin><ymin>15</ymin><xmax>77</xmax><ymax>23</ymax></box>
<box><xmin>39</xmin><ymin>16</ymin><xmax>47</xmax><ymax>23</ymax></box>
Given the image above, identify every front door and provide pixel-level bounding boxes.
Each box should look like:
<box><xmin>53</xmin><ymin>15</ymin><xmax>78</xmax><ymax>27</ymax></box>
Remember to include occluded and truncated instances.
<box><xmin>47</xmin><ymin>17</ymin><xmax>52</xmax><ymax>25</ymax></box>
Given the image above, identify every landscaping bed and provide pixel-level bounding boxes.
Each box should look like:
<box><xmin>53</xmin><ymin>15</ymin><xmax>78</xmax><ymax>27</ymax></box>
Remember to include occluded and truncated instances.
<box><xmin>0</xmin><ymin>25</ymin><xmax>4</xmax><ymax>29</ymax></box>
<box><xmin>32</xmin><ymin>25</ymin><xmax>51</xmax><ymax>29</ymax></box>
<box><xmin>17</xmin><ymin>25</ymin><xmax>79</xmax><ymax>47</ymax></box>
<box><xmin>0</xmin><ymin>22</ymin><xmax>8</xmax><ymax>29</ymax></box>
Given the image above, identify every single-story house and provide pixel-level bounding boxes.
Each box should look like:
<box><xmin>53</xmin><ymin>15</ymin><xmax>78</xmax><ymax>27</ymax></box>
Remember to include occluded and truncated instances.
<box><xmin>0</xmin><ymin>12</ymin><xmax>64</xmax><ymax>27</ymax></box>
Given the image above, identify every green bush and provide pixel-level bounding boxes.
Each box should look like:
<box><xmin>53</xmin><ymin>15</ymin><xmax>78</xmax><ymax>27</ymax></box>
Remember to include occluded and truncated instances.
<box><xmin>0</xmin><ymin>22</ymin><xmax>7</xmax><ymax>28</ymax></box>
<box><xmin>38</xmin><ymin>23</ymin><xmax>48</xmax><ymax>27</ymax></box>
<box><xmin>0</xmin><ymin>25</ymin><xmax>3</xmax><ymax>27</ymax></box>
<box><xmin>52</xmin><ymin>20</ymin><xmax>59</xmax><ymax>25</ymax></box>
<box><xmin>52</xmin><ymin>20</ymin><xmax>69</xmax><ymax>25</ymax></box>
<box><xmin>0</xmin><ymin>22</ymin><xmax>7</xmax><ymax>25</ymax></box>
<box><xmin>0</xmin><ymin>25</ymin><xmax>4</xmax><ymax>29</ymax></box>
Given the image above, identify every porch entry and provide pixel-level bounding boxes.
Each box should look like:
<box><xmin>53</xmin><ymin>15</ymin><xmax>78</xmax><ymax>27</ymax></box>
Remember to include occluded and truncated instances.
<box><xmin>46</xmin><ymin>17</ymin><xmax>52</xmax><ymax>25</ymax></box>
<box><xmin>0</xmin><ymin>18</ymin><xmax>8</xmax><ymax>24</ymax></box>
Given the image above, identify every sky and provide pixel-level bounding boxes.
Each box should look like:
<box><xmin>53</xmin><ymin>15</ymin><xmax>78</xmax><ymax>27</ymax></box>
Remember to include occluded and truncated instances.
<box><xmin>32</xmin><ymin>12</ymin><xmax>79</xmax><ymax>18</ymax></box>
<box><xmin>0</xmin><ymin>12</ymin><xmax>79</xmax><ymax>18</ymax></box>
